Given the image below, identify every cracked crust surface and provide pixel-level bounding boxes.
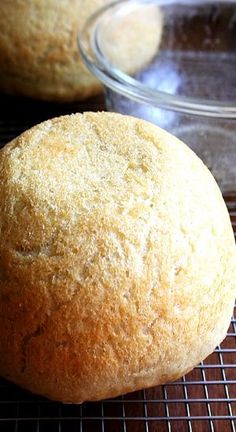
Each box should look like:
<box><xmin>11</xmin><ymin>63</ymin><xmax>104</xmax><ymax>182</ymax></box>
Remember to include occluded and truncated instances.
<box><xmin>0</xmin><ymin>112</ymin><xmax>235</xmax><ymax>403</ymax></box>
<box><xmin>0</xmin><ymin>0</ymin><xmax>163</xmax><ymax>102</ymax></box>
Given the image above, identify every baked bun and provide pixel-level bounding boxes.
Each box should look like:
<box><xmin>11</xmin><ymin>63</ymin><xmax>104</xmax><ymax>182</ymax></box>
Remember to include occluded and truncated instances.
<box><xmin>0</xmin><ymin>0</ymin><xmax>162</xmax><ymax>102</ymax></box>
<box><xmin>0</xmin><ymin>112</ymin><xmax>235</xmax><ymax>403</ymax></box>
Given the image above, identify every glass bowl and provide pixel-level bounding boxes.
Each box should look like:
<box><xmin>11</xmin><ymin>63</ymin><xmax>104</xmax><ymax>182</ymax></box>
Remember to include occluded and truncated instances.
<box><xmin>78</xmin><ymin>0</ymin><xmax>236</xmax><ymax>192</ymax></box>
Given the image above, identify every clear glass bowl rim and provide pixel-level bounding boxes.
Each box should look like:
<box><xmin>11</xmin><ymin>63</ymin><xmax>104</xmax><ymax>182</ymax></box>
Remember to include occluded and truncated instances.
<box><xmin>78</xmin><ymin>0</ymin><xmax>236</xmax><ymax>118</ymax></box>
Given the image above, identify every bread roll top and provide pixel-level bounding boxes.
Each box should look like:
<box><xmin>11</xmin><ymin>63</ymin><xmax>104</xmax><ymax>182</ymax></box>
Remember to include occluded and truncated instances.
<box><xmin>0</xmin><ymin>112</ymin><xmax>235</xmax><ymax>403</ymax></box>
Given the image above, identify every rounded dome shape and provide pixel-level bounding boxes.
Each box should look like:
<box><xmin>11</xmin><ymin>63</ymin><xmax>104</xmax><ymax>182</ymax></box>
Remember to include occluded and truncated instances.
<box><xmin>0</xmin><ymin>112</ymin><xmax>235</xmax><ymax>403</ymax></box>
<box><xmin>0</xmin><ymin>0</ymin><xmax>162</xmax><ymax>102</ymax></box>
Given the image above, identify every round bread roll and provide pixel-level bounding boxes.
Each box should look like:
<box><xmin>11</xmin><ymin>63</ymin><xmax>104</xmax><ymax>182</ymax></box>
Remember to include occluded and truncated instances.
<box><xmin>0</xmin><ymin>112</ymin><xmax>235</xmax><ymax>403</ymax></box>
<box><xmin>0</xmin><ymin>0</ymin><xmax>162</xmax><ymax>102</ymax></box>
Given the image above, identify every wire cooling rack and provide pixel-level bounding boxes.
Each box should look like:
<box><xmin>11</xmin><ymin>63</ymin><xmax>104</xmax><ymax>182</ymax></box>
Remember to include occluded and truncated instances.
<box><xmin>0</xmin><ymin>98</ymin><xmax>235</xmax><ymax>432</ymax></box>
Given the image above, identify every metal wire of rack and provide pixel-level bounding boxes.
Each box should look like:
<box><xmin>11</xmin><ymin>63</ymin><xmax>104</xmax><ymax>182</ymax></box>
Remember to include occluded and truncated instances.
<box><xmin>0</xmin><ymin>107</ymin><xmax>235</xmax><ymax>432</ymax></box>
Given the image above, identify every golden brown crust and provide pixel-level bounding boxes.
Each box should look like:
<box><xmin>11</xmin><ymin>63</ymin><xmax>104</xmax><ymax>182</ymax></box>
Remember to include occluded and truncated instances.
<box><xmin>0</xmin><ymin>112</ymin><xmax>235</xmax><ymax>403</ymax></box>
<box><xmin>0</xmin><ymin>0</ymin><xmax>162</xmax><ymax>102</ymax></box>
